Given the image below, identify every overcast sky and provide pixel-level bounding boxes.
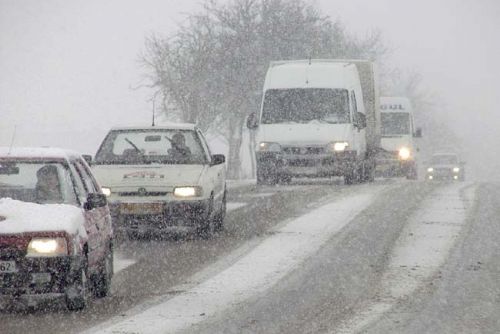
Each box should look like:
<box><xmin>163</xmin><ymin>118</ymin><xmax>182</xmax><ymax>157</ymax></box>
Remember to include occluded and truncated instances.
<box><xmin>1</xmin><ymin>0</ymin><xmax>499</xmax><ymax>179</ymax></box>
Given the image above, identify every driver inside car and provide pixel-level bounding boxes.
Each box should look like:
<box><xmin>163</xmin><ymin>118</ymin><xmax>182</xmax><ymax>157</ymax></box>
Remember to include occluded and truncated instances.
<box><xmin>168</xmin><ymin>132</ymin><xmax>192</xmax><ymax>162</ymax></box>
<box><xmin>35</xmin><ymin>164</ymin><xmax>63</xmax><ymax>204</ymax></box>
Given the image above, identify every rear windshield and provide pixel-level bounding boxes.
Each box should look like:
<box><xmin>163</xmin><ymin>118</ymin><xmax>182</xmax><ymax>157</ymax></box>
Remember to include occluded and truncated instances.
<box><xmin>0</xmin><ymin>161</ymin><xmax>78</xmax><ymax>205</ymax></box>
<box><xmin>261</xmin><ymin>88</ymin><xmax>350</xmax><ymax>124</ymax></box>
<box><xmin>94</xmin><ymin>129</ymin><xmax>208</xmax><ymax>165</ymax></box>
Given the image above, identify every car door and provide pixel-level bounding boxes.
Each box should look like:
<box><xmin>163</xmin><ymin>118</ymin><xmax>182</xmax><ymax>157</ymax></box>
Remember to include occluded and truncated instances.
<box><xmin>70</xmin><ymin>159</ymin><xmax>104</xmax><ymax>272</ymax></box>
<box><xmin>196</xmin><ymin>130</ymin><xmax>225</xmax><ymax>207</ymax></box>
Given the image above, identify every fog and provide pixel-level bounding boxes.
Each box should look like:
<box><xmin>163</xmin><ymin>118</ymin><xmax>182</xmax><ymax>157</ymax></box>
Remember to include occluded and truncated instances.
<box><xmin>1</xmin><ymin>0</ymin><xmax>498</xmax><ymax>179</ymax></box>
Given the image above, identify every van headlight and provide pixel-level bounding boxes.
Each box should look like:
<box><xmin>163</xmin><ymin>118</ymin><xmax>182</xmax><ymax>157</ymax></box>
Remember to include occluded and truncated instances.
<box><xmin>174</xmin><ymin>186</ymin><xmax>203</xmax><ymax>198</ymax></box>
<box><xmin>328</xmin><ymin>142</ymin><xmax>349</xmax><ymax>152</ymax></box>
<box><xmin>27</xmin><ymin>237</ymin><xmax>68</xmax><ymax>257</ymax></box>
<box><xmin>398</xmin><ymin>147</ymin><xmax>411</xmax><ymax>160</ymax></box>
<box><xmin>427</xmin><ymin>167</ymin><xmax>434</xmax><ymax>173</ymax></box>
<box><xmin>453</xmin><ymin>167</ymin><xmax>460</xmax><ymax>173</ymax></box>
<box><xmin>257</xmin><ymin>142</ymin><xmax>281</xmax><ymax>152</ymax></box>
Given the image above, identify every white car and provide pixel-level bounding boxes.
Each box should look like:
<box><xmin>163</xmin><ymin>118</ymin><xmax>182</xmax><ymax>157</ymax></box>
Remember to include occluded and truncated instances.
<box><xmin>91</xmin><ymin>124</ymin><xmax>226</xmax><ymax>237</ymax></box>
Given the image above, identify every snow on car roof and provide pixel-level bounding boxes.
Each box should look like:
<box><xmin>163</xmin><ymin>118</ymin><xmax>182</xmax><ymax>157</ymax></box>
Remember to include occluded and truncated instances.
<box><xmin>110</xmin><ymin>123</ymin><xmax>197</xmax><ymax>131</ymax></box>
<box><xmin>0</xmin><ymin>147</ymin><xmax>82</xmax><ymax>160</ymax></box>
<box><xmin>0</xmin><ymin>198</ymin><xmax>87</xmax><ymax>237</ymax></box>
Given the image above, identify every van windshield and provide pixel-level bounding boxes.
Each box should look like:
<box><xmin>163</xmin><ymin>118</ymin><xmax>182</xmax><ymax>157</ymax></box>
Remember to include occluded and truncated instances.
<box><xmin>261</xmin><ymin>88</ymin><xmax>350</xmax><ymax>124</ymax></box>
<box><xmin>381</xmin><ymin>112</ymin><xmax>411</xmax><ymax>136</ymax></box>
<box><xmin>94</xmin><ymin>129</ymin><xmax>208</xmax><ymax>165</ymax></box>
<box><xmin>431</xmin><ymin>154</ymin><xmax>459</xmax><ymax>165</ymax></box>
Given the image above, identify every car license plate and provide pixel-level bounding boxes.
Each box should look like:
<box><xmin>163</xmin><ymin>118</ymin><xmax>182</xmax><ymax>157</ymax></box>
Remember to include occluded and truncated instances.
<box><xmin>0</xmin><ymin>261</ymin><xmax>17</xmax><ymax>273</ymax></box>
<box><xmin>120</xmin><ymin>203</ymin><xmax>164</xmax><ymax>215</ymax></box>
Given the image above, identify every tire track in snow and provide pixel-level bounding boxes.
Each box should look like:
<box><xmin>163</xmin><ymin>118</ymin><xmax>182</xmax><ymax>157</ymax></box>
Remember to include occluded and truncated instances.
<box><xmin>83</xmin><ymin>185</ymin><xmax>388</xmax><ymax>334</ymax></box>
<box><xmin>334</xmin><ymin>183</ymin><xmax>476</xmax><ymax>334</ymax></box>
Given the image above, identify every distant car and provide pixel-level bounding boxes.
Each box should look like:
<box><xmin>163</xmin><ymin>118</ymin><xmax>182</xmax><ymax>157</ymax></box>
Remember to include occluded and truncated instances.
<box><xmin>426</xmin><ymin>152</ymin><xmax>465</xmax><ymax>181</ymax></box>
<box><xmin>0</xmin><ymin>147</ymin><xmax>113</xmax><ymax>311</ymax></box>
<box><xmin>91</xmin><ymin>124</ymin><xmax>227</xmax><ymax>237</ymax></box>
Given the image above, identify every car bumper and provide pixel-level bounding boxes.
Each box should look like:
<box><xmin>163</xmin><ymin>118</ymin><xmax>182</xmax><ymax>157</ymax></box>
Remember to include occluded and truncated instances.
<box><xmin>109</xmin><ymin>199</ymin><xmax>211</xmax><ymax>233</ymax></box>
<box><xmin>0</xmin><ymin>255</ymin><xmax>85</xmax><ymax>301</ymax></box>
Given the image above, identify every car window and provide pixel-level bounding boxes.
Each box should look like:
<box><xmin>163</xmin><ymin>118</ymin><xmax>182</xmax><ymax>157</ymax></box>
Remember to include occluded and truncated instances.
<box><xmin>94</xmin><ymin>129</ymin><xmax>209</xmax><ymax>165</ymax></box>
<box><xmin>73</xmin><ymin>160</ymin><xmax>98</xmax><ymax>193</ymax></box>
<box><xmin>68</xmin><ymin>162</ymin><xmax>88</xmax><ymax>204</ymax></box>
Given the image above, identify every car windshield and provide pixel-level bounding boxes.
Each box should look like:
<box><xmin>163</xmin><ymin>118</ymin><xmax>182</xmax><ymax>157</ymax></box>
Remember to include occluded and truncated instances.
<box><xmin>94</xmin><ymin>129</ymin><xmax>208</xmax><ymax>165</ymax></box>
<box><xmin>431</xmin><ymin>154</ymin><xmax>459</xmax><ymax>165</ymax></box>
<box><xmin>261</xmin><ymin>88</ymin><xmax>350</xmax><ymax>124</ymax></box>
<box><xmin>0</xmin><ymin>160</ymin><xmax>78</xmax><ymax>205</ymax></box>
<box><xmin>381</xmin><ymin>112</ymin><xmax>411</xmax><ymax>136</ymax></box>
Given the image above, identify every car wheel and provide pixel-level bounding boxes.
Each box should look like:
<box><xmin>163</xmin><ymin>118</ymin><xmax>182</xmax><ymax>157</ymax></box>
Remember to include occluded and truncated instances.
<box><xmin>66</xmin><ymin>258</ymin><xmax>90</xmax><ymax>311</ymax></box>
<box><xmin>94</xmin><ymin>243</ymin><xmax>113</xmax><ymax>298</ymax></box>
<box><xmin>213</xmin><ymin>190</ymin><xmax>227</xmax><ymax>232</ymax></box>
<box><xmin>197</xmin><ymin>196</ymin><xmax>215</xmax><ymax>238</ymax></box>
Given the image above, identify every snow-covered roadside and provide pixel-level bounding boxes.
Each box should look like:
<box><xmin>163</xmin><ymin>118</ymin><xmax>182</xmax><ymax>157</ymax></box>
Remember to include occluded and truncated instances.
<box><xmin>335</xmin><ymin>183</ymin><xmax>476</xmax><ymax>334</ymax></box>
<box><xmin>83</xmin><ymin>185</ymin><xmax>388</xmax><ymax>334</ymax></box>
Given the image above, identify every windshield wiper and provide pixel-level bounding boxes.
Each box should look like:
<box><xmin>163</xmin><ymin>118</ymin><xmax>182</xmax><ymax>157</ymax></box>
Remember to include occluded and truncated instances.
<box><xmin>124</xmin><ymin>138</ymin><xmax>144</xmax><ymax>155</ymax></box>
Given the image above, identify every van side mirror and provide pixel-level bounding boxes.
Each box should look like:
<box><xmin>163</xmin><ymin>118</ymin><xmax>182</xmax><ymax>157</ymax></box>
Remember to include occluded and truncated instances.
<box><xmin>414</xmin><ymin>128</ymin><xmax>422</xmax><ymax>138</ymax></box>
<box><xmin>246</xmin><ymin>113</ymin><xmax>259</xmax><ymax>130</ymax></box>
<box><xmin>356</xmin><ymin>112</ymin><xmax>366</xmax><ymax>129</ymax></box>
<box><xmin>211</xmin><ymin>154</ymin><xmax>225</xmax><ymax>166</ymax></box>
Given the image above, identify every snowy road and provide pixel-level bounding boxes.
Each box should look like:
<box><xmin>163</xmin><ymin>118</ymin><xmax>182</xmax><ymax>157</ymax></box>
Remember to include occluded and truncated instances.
<box><xmin>2</xmin><ymin>180</ymin><xmax>498</xmax><ymax>334</ymax></box>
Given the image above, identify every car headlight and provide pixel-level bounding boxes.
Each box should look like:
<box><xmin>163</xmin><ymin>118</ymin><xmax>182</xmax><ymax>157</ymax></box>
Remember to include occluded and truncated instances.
<box><xmin>257</xmin><ymin>142</ymin><xmax>281</xmax><ymax>152</ymax></box>
<box><xmin>27</xmin><ymin>237</ymin><xmax>68</xmax><ymax>257</ymax></box>
<box><xmin>398</xmin><ymin>147</ymin><xmax>411</xmax><ymax>160</ymax></box>
<box><xmin>328</xmin><ymin>141</ymin><xmax>349</xmax><ymax>152</ymax></box>
<box><xmin>102</xmin><ymin>187</ymin><xmax>111</xmax><ymax>197</ymax></box>
<box><xmin>174</xmin><ymin>186</ymin><xmax>203</xmax><ymax>197</ymax></box>
<box><xmin>453</xmin><ymin>167</ymin><xmax>460</xmax><ymax>173</ymax></box>
<box><xmin>427</xmin><ymin>167</ymin><xmax>434</xmax><ymax>173</ymax></box>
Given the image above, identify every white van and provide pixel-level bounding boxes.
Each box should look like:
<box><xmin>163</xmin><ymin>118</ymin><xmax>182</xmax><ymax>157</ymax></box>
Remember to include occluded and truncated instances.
<box><xmin>376</xmin><ymin>97</ymin><xmax>421</xmax><ymax>179</ymax></box>
<box><xmin>247</xmin><ymin>59</ymin><xmax>379</xmax><ymax>185</ymax></box>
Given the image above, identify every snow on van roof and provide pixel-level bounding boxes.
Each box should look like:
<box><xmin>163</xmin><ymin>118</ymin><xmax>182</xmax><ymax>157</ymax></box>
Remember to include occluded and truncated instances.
<box><xmin>0</xmin><ymin>147</ymin><xmax>82</xmax><ymax>160</ymax></box>
<box><xmin>110</xmin><ymin>123</ymin><xmax>196</xmax><ymax>131</ymax></box>
<box><xmin>0</xmin><ymin>198</ymin><xmax>86</xmax><ymax>237</ymax></box>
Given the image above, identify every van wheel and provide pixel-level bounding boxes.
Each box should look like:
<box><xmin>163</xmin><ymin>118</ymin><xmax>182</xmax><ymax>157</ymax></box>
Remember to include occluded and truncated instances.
<box><xmin>344</xmin><ymin>169</ymin><xmax>357</xmax><ymax>185</ymax></box>
<box><xmin>94</xmin><ymin>243</ymin><xmax>113</xmax><ymax>298</ymax></box>
<box><xmin>66</xmin><ymin>260</ymin><xmax>90</xmax><ymax>311</ymax></box>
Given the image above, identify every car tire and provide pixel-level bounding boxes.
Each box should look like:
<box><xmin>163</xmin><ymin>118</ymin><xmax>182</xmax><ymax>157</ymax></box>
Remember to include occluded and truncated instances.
<box><xmin>94</xmin><ymin>243</ymin><xmax>113</xmax><ymax>298</ymax></box>
<box><xmin>213</xmin><ymin>190</ymin><xmax>226</xmax><ymax>232</ymax></box>
<box><xmin>66</xmin><ymin>258</ymin><xmax>90</xmax><ymax>311</ymax></box>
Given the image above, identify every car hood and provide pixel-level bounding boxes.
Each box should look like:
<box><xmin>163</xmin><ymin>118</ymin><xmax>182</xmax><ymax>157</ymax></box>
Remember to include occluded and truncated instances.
<box><xmin>257</xmin><ymin>123</ymin><xmax>353</xmax><ymax>146</ymax></box>
<box><xmin>92</xmin><ymin>164</ymin><xmax>207</xmax><ymax>189</ymax></box>
<box><xmin>0</xmin><ymin>198</ymin><xmax>86</xmax><ymax>237</ymax></box>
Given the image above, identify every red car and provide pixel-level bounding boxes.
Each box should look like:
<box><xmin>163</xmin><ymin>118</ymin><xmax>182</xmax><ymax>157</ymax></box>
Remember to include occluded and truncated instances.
<box><xmin>0</xmin><ymin>147</ymin><xmax>113</xmax><ymax>311</ymax></box>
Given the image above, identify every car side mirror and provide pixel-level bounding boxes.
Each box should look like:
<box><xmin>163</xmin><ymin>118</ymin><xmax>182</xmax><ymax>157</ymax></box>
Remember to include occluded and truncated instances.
<box><xmin>246</xmin><ymin>113</ymin><xmax>259</xmax><ymax>130</ymax></box>
<box><xmin>356</xmin><ymin>112</ymin><xmax>366</xmax><ymax>129</ymax></box>
<box><xmin>414</xmin><ymin>128</ymin><xmax>422</xmax><ymax>138</ymax></box>
<box><xmin>211</xmin><ymin>154</ymin><xmax>225</xmax><ymax>166</ymax></box>
<box><xmin>84</xmin><ymin>193</ymin><xmax>107</xmax><ymax>210</ymax></box>
<box><xmin>82</xmin><ymin>154</ymin><xmax>93</xmax><ymax>165</ymax></box>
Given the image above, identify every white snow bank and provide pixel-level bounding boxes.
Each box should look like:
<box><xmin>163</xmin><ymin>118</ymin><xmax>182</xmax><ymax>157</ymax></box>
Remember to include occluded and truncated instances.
<box><xmin>0</xmin><ymin>198</ymin><xmax>86</xmax><ymax>237</ymax></box>
<box><xmin>85</xmin><ymin>184</ymin><xmax>387</xmax><ymax>334</ymax></box>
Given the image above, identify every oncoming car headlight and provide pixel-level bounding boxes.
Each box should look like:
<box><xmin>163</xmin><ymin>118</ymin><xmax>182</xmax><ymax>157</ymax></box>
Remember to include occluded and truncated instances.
<box><xmin>174</xmin><ymin>186</ymin><xmax>203</xmax><ymax>198</ymax></box>
<box><xmin>453</xmin><ymin>167</ymin><xmax>460</xmax><ymax>173</ymax></box>
<box><xmin>257</xmin><ymin>142</ymin><xmax>281</xmax><ymax>152</ymax></box>
<box><xmin>27</xmin><ymin>237</ymin><xmax>68</xmax><ymax>257</ymax></box>
<box><xmin>328</xmin><ymin>142</ymin><xmax>349</xmax><ymax>152</ymax></box>
<box><xmin>398</xmin><ymin>147</ymin><xmax>411</xmax><ymax>160</ymax></box>
<box><xmin>427</xmin><ymin>167</ymin><xmax>434</xmax><ymax>173</ymax></box>
<box><xmin>101</xmin><ymin>187</ymin><xmax>111</xmax><ymax>197</ymax></box>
